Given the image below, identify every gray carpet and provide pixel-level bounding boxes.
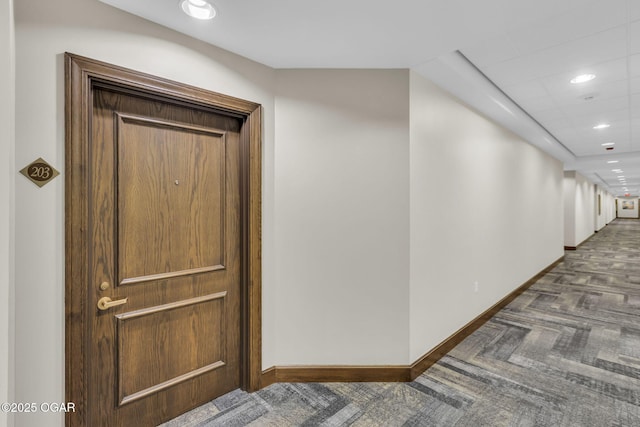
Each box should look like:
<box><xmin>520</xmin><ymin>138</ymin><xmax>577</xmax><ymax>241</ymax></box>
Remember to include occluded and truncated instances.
<box><xmin>161</xmin><ymin>218</ymin><xmax>640</xmax><ymax>426</ymax></box>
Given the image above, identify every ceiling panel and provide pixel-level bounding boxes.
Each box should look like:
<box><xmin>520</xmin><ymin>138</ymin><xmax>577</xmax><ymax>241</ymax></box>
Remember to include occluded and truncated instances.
<box><xmin>558</xmin><ymin>97</ymin><xmax>629</xmax><ymax>117</ymax></box>
<box><xmin>476</xmin><ymin>27</ymin><xmax>628</xmax><ymax>86</ymax></box>
<box><xmin>629</xmin><ymin>20</ymin><xmax>640</xmax><ymax>54</ymax></box>
<box><xmin>456</xmin><ymin>34</ymin><xmax>520</xmax><ymax>67</ymax></box>
<box><xmin>540</xmin><ymin>58</ymin><xmax>628</xmax><ymax>96</ymax></box>
<box><xmin>629</xmin><ymin>54</ymin><xmax>640</xmax><ymax>77</ymax></box>
<box><xmin>505</xmin><ymin>0</ymin><xmax>628</xmax><ymax>56</ymax></box>
<box><xmin>516</xmin><ymin>98</ymin><xmax>560</xmax><ymax>115</ymax></box>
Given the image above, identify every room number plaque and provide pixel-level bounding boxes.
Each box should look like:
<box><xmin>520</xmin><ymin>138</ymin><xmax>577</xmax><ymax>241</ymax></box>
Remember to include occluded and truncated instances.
<box><xmin>19</xmin><ymin>157</ymin><xmax>60</xmax><ymax>188</ymax></box>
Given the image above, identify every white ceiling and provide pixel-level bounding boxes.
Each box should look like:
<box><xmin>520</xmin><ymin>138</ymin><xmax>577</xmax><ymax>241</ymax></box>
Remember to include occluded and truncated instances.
<box><xmin>99</xmin><ymin>0</ymin><xmax>640</xmax><ymax>196</ymax></box>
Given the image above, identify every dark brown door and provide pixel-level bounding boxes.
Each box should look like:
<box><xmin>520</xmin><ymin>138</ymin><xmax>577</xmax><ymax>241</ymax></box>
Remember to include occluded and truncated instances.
<box><xmin>89</xmin><ymin>86</ymin><xmax>241</xmax><ymax>426</ymax></box>
<box><xmin>88</xmin><ymin>88</ymin><xmax>243</xmax><ymax>425</ymax></box>
<box><xmin>66</xmin><ymin>54</ymin><xmax>263</xmax><ymax>427</ymax></box>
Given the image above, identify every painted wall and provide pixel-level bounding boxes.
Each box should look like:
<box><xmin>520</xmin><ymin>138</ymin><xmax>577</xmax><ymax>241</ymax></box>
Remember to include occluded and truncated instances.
<box><xmin>607</xmin><ymin>193</ymin><xmax>616</xmax><ymax>223</ymax></box>
<box><xmin>617</xmin><ymin>197</ymin><xmax>640</xmax><ymax>218</ymax></box>
<box><xmin>563</xmin><ymin>172</ymin><xmax>576</xmax><ymax>246</ymax></box>
<box><xmin>564</xmin><ymin>171</ymin><xmax>596</xmax><ymax>247</ymax></box>
<box><xmin>273</xmin><ymin>70</ymin><xmax>411</xmax><ymax>365</ymax></box>
<box><xmin>14</xmin><ymin>1</ymin><xmax>275</xmax><ymax>425</ymax></box>
<box><xmin>408</xmin><ymin>72</ymin><xmax>564</xmax><ymax>361</ymax></box>
<box><xmin>594</xmin><ymin>186</ymin><xmax>614</xmax><ymax>231</ymax></box>
<box><xmin>1</xmin><ymin>0</ymin><xmax>14</xmax><ymax>426</ymax></box>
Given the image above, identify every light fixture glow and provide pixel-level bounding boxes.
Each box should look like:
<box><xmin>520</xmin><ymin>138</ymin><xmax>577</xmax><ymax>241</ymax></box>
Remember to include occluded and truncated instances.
<box><xmin>607</xmin><ymin>160</ymin><xmax>619</xmax><ymax>163</ymax></box>
<box><xmin>602</xmin><ymin>142</ymin><xmax>615</xmax><ymax>146</ymax></box>
<box><xmin>570</xmin><ymin>74</ymin><xmax>596</xmax><ymax>84</ymax></box>
<box><xmin>593</xmin><ymin>123</ymin><xmax>610</xmax><ymax>130</ymax></box>
<box><xmin>181</xmin><ymin>0</ymin><xmax>216</xmax><ymax>19</ymax></box>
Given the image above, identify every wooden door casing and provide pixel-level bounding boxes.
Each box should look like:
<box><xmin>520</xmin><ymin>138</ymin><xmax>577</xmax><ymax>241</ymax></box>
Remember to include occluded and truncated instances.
<box><xmin>65</xmin><ymin>53</ymin><xmax>263</xmax><ymax>427</ymax></box>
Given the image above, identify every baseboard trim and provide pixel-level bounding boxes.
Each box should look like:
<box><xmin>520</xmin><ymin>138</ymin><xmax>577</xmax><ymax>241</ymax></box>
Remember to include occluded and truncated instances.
<box><xmin>565</xmin><ymin>227</ymin><xmax>606</xmax><ymax>251</ymax></box>
<box><xmin>261</xmin><ymin>256</ymin><xmax>564</xmax><ymax>385</ymax></box>
<box><xmin>273</xmin><ymin>365</ymin><xmax>411</xmax><ymax>383</ymax></box>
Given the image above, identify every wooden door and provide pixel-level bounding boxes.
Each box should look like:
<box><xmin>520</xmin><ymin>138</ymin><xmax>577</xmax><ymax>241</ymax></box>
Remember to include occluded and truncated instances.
<box><xmin>65</xmin><ymin>54</ymin><xmax>263</xmax><ymax>427</ymax></box>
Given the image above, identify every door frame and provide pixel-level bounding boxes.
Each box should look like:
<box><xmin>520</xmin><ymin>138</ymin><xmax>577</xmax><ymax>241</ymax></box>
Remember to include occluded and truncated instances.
<box><xmin>64</xmin><ymin>53</ymin><xmax>262</xmax><ymax>426</ymax></box>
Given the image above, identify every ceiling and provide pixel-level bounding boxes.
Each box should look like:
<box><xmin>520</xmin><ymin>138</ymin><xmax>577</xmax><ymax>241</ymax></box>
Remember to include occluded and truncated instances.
<box><xmin>99</xmin><ymin>0</ymin><xmax>640</xmax><ymax>196</ymax></box>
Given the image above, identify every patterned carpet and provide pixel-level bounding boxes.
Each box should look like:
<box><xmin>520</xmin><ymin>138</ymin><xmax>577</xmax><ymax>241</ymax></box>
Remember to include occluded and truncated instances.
<box><xmin>162</xmin><ymin>219</ymin><xmax>640</xmax><ymax>426</ymax></box>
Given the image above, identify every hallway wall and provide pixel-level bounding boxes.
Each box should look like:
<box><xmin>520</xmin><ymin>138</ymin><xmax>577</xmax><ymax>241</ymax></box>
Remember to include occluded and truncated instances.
<box><xmin>1</xmin><ymin>1</ymin><xmax>14</xmax><ymax>426</ymax></box>
<box><xmin>408</xmin><ymin>72</ymin><xmax>564</xmax><ymax>361</ymax></box>
<box><xmin>564</xmin><ymin>171</ymin><xmax>596</xmax><ymax>247</ymax></box>
<box><xmin>273</xmin><ymin>69</ymin><xmax>411</xmax><ymax>364</ymax></box>
<box><xmin>617</xmin><ymin>196</ymin><xmax>640</xmax><ymax>218</ymax></box>
<box><xmin>595</xmin><ymin>186</ymin><xmax>615</xmax><ymax>231</ymax></box>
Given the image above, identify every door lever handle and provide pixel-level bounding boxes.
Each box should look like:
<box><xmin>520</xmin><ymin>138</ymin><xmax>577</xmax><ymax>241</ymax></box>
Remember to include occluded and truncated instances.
<box><xmin>97</xmin><ymin>296</ymin><xmax>128</xmax><ymax>311</ymax></box>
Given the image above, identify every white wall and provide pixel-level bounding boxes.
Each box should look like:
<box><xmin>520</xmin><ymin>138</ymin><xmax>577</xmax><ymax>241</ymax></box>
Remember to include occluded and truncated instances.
<box><xmin>564</xmin><ymin>172</ymin><xmax>576</xmax><ymax>246</ymax></box>
<box><xmin>14</xmin><ymin>1</ymin><xmax>275</xmax><ymax>425</ymax></box>
<box><xmin>617</xmin><ymin>197</ymin><xmax>640</xmax><ymax>218</ymax></box>
<box><xmin>575</xmin><ymin>173</ymin><xmax>595</xmax><ymax>244</ymax></box>
<box><xmin>409</xmin><ymin>72</ymin><xmax>564</xmax><ymax>361</ymax></box>
<box><xmin>594</xmin><ymin>186</ymin><xmax>613</xmax><ymax>231</ymax></box>
<box><xmin>273</xmin><ymin>69</ymin><xmax>411</xmax><ymax>364</ymax></box>
<box><xmin>1</xmin><ymin>0</ymin><xmax>15</xmax><ymax>426</ymax></box>
<box><xmin>564</xmin><ymin>171</ymin><xmax>596</xmax><ymax>247</ymax></box>
<box><xmin>607</xmin><ymin>193</ymin><xmax>616</xmax><ymax>223</ymax></box>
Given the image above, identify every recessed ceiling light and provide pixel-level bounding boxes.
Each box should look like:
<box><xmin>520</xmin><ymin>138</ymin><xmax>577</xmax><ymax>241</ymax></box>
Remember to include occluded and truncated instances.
<box><xmin>593</xmin><ymin>123</ymin><xmax>610</xmax><ymax>130</ymax></box>
<box><xmin>607</xmin><ymin>160</ymin><xmax>619</xmax><ymax>163</ymax></box>
<box><xmin>570</xmin><ymin>74</ymin><xmax>596</xmax><ymax>84</ymax></box>
<box><xmin>181</xmin><ymin>0</ymin><xmax>216</xmax><ymax>20</ymax></box>
<box><xmin>602</xmin><ymin>142</ymin><xmax>615</xmax><ymax>146</ymax></box>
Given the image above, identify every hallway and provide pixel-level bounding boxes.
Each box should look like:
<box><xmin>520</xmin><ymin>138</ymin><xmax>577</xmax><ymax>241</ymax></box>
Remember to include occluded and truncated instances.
<box><xmin>163</xmin><ymin>219</ymin><xmax>640</xmax><ymax>426</ymax></box>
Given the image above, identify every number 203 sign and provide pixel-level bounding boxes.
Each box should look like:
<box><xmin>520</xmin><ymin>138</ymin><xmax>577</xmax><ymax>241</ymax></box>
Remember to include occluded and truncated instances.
<box><xmin>19</xmin><ymin>158</ymin><xmax>60</xmax><ymax>188</ymax></box>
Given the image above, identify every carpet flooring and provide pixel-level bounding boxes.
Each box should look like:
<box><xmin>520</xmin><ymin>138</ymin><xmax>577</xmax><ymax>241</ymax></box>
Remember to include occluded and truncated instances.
<box><xmin>161</xmin><ymin>218</ymin><xmax>640</xmax><ymax>426</ymax></box>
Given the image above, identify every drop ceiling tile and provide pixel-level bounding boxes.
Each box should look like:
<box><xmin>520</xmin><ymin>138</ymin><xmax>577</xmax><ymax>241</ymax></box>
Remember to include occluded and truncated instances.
<box><xmin>501</xmin><ymin>80</ymin><xmax>549</xmax><ymax>100</ymax></box>
<box><xmin>516</xmin><ymin>96</ymin><xmax>559</xmax><ymax>113</ymax></box>
<box><xmin>572</xmin><ymin>128</ymin><xmax>629</xmax><ymax>147</ymax></box>
<box><xmin>559</xmin><ymin>96</ymin><xmax>629</xmax><ymax>117</ymax></box>
<box><xmin>460</xmin><ymin>34</ymin><xmax>520</xmax><ymax>67</ymax></box>
<box><xmin>629</xmin><ymin>54</ymin><xmax>640</xmax><ymax>77</ymax></box>
<box><xmin>544</xmin><ymin>126</ymin><xmax>581</xmax><ymax>147</ymax></box>
<box><xmin>569</xmin><ymin>108</ymin><xmax>630</xmax><ymax>127</ymax></box>
<box><xmin>540</xmin><ymin>58</ymin><xmax>628</xmax><ymax>95</ymax></box>
<box><xmin>632</xmin><ymin>124</ymin><xmax>640</xmax><ymax>150</ymax></box>
<box><xmin>630</xmin><ymin>21</ymin><xmax>640</xmax><ymax>55</ymax></box>
<box><xmin>494</xmin><ymin>0</ymin><xmax>595</xmax><ymax>32</ymax></box>
<box><xmin>506</xmin><ymin>0</ymin><xmax>628</xmax><ymax>56</ymax></box>
<box><xmin>631</xmin><ymin>94</ymin><xmax>640</xmax><ymax>115</ymax></box>
<box><xmin>480</xmin><ymin>27</ymin><xmax>628</xmax><ymax>86</ymax></box>
<box><xmin>526</xmin><ymin>108</ymin><xmax>567</xmax><ymax>125</ymax></box>
<box><xmin>548</xmin><ymin>84</ymin><xmax>629</xmax><ymax>111</ymax></box>
<box><xmin>631</xmin><ymin>77</ymin><xmax>640</xmax><ymax>94</ymax></box>
<box><xmin>631</xmin><ymin>2</ymin><xmax>640</xmax><ymax>21</ymax></box>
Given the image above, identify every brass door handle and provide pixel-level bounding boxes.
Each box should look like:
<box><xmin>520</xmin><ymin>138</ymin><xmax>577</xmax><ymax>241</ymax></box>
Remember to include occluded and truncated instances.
<box><xmin>97</xmin><ymin>296</ymin><xmax>128</xmax><ymax>311</ymax></box>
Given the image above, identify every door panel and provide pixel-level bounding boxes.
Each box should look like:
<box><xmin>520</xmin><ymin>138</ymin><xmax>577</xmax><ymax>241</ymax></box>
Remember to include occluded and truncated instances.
<box><xmin>89</xmin><ymin>88</ymin><xmax>241</xmax><ymax>426</ymax></box>
<box><xmin>116</xmin><ymin>113</ymin><xmax>227</xmax><ymax>282</ymax></box>
<box><xmin>116</xmin><ymin>292</ymin><xmax>228</xmax><ymax>406</ymax></box>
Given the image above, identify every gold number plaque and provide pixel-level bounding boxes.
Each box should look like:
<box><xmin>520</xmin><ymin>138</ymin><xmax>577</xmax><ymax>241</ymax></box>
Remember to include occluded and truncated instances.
<box><xmin>19</xmin><ymin>157</ymin><xmax>60</xmax><ymax>188</ymax></box>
